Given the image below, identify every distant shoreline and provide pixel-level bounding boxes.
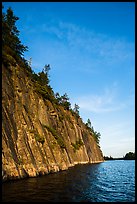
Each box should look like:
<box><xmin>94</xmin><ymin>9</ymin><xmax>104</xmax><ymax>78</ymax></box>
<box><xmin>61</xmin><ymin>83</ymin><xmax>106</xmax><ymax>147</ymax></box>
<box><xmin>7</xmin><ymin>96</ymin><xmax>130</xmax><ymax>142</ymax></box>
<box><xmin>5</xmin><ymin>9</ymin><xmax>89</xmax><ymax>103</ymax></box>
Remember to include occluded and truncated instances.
<box><xmin>104</xmin><ymin>152</ymin><xmax>135</xmax><ymax>161</ymax></box>
<box><xmin>104</xmin><ymin>158</ymin><xmax>135</xmax><ymax>161</ymax></box>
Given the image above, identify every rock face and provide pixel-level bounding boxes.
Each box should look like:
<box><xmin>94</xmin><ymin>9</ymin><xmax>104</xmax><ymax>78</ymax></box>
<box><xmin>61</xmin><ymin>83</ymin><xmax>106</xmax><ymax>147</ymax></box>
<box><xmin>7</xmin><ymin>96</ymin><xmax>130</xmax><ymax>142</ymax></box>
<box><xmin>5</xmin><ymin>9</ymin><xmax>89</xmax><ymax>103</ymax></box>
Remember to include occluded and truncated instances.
<box><xmin>2</xmin><ymin>63</ymin><xmax>104</xmax><ymax>181</ymax></box>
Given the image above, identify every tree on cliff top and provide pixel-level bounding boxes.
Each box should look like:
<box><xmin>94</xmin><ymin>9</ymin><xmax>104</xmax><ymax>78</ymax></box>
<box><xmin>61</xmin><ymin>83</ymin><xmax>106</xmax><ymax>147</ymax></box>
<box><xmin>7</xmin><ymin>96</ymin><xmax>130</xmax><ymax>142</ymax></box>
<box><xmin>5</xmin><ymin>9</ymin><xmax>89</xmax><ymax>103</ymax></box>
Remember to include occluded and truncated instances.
<box><xmin>73</xmin><ymin>104</ymin><xmax>80</xmax><ymax>115</ymax></box>
<box><xmin>85</xmin><ymin>118</ymin><xmax>101</xmax><ymax>146</ymax></box>
<box><xmin>2</xmin><ymin>6</ymin><xmax>28</xmax><ymax>58</ymax></box>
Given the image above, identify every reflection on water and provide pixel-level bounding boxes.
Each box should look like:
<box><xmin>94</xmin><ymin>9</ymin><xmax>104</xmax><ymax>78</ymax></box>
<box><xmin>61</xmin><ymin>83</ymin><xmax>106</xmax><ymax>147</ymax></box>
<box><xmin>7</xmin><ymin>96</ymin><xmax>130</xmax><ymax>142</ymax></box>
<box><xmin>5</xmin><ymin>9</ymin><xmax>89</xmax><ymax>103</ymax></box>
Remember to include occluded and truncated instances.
<box><xmin>2</xmin><ymin>160</ymin><xmax>135</xmax><ymax>202</ymax></box>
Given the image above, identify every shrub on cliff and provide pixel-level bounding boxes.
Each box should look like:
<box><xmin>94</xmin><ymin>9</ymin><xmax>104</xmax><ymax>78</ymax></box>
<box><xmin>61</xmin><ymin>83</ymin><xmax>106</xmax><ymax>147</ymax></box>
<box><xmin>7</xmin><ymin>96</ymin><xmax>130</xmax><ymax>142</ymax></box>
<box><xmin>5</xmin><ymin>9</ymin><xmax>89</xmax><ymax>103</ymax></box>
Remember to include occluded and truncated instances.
<box><xmin>71</xmin><ymin>139</ymin><xmax>84</xmax><ymax>152</ymax></box>
<box><xmin>35</xmin><ymin>133</ymin><xmax>45</xmax><ymax>145</ymax></box>
<box><xmin>44</xmin><ymin>125</ymin><xmax>66</xmax><ymax>149</ymax></box>
<box><xmin>55</xmin><ymin>93</ymin><xmax>71</xmax><ymax>110</ymax></box>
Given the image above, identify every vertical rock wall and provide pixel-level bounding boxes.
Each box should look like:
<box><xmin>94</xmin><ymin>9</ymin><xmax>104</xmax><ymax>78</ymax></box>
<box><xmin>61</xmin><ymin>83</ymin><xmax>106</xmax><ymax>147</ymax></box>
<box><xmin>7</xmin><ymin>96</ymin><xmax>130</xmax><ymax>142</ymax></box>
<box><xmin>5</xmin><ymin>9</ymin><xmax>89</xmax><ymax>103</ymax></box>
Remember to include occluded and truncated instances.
<box><xmin>2</xmin><ymin>64</ymin><xmax>104</xmax><ymax>181</ymax></box>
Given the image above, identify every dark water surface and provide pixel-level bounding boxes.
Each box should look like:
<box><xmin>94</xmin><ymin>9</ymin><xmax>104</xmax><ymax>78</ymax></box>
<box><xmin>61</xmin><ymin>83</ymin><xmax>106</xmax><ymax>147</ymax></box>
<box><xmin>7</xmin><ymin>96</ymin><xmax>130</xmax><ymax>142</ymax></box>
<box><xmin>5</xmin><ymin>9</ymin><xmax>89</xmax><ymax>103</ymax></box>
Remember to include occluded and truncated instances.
<box><xmin>2</xmin><ymin>160</ymin><xmax>135</xmax><ymax>202</ymax></box>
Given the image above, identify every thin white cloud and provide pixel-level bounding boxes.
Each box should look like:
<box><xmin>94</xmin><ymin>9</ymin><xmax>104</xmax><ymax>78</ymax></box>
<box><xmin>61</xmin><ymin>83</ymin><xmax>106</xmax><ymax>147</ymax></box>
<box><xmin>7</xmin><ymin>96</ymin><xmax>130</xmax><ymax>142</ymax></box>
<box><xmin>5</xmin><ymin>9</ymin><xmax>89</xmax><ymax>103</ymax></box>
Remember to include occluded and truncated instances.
<box><xmin>71</xmin><ymin>84</ymin><xmax>134</xmax><ymax>114</ymax></box>
<box><xmin>23</xmin><ymin>19</ymin><xmax>134</xmax><ymax>79</ymax></box>
<box><xmin>74</xmin><ymin>91</ymin><xmax>120</xmax><ymax>113</ymax></box>
<box><xmin>41</xmin><ymin>21</ymin><xmax>134</xmax><ymax>66</ymax></box>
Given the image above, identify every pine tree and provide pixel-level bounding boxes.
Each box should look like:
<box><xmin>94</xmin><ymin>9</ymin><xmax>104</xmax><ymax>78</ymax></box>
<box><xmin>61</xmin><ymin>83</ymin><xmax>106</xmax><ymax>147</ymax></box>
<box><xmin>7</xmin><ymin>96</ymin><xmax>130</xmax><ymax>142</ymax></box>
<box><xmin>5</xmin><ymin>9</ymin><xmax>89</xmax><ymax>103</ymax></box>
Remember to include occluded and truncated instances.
<box><xmin>37</xmin><ymin>71</ymin><xmax>49</xmax><ymax>86</ymax></box>
<box><xmin>86</xmin><ymin>118</ymin><xmax>91</xmax><ymax>129</ymax></box>
<box><xmin>73</xmin><ymin>104</ymin><xmax>80</xmax><ymax>115</ymax></box>
<box><xmin>43</xmin><ymin>64</ymin><xmax>50</xmax><ymax>77</ymax></box>
<box><xmin>60</xmin><ymin>93</ymin><xmax>71</xmax><ymax>110</ymax></box>
<box><xmin>55</xmin><ymin>92</ymin><xmax>62</xmax><ymax>104</ymax></box>
<box><xmin>2</xmin><ymin>6</ymin><xmax>28</xmax><ymax>57</ymax></box>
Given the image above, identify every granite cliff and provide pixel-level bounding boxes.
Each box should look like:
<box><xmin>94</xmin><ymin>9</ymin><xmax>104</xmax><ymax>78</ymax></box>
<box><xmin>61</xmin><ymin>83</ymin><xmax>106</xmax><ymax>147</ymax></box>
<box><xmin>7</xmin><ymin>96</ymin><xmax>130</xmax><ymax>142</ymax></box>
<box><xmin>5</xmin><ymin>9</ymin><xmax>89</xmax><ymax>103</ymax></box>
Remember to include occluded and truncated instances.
<box><xmin>2</xmin><ymin>61</ymin><xmax>104</xmax><ymax>181</ymax></box>
<box><xmin>2</xmin><ymin>6</ymin><xmax>104</xmax><ymax>182</ymax></box>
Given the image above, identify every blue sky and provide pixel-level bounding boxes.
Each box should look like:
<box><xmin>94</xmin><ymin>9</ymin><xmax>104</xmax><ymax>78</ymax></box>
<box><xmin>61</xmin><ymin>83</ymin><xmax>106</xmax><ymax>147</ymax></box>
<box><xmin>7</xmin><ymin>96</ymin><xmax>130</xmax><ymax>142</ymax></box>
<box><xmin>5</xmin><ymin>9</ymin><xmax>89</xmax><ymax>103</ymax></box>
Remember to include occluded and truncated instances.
<box><xmin>3</xmin><ymin>2</ymin><xmax>135</xmax><ymax>158</ymax></box>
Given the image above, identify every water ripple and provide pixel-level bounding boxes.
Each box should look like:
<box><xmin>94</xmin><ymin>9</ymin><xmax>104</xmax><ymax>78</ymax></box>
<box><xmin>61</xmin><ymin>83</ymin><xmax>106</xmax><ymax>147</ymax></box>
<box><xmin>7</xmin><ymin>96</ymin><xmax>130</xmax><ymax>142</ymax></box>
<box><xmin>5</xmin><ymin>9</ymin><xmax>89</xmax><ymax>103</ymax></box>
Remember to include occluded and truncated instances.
<box><xmin>2</xmin><ymin>160</ymin><xmax>135</xmax><ymax>202</ymax></box>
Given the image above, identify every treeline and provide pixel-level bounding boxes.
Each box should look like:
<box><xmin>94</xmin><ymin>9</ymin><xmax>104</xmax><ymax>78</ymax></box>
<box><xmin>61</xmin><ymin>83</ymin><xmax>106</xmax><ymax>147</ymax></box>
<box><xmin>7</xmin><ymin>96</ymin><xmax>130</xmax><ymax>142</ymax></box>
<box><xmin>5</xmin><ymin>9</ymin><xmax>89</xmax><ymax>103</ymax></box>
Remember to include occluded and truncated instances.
<box><xmin>2</xmin><ymin>6</ymin><xmax>101</xmax><ymax>146</ymax></box>
<box><xmin>104</xmin><ymin>152</ymin><xmax>135</xmax><ymax>160</ymax></box>
<box><xmin>124</xmin><ymin>152</ymin><xmax>135</xmax><ymax>160</ymax></box>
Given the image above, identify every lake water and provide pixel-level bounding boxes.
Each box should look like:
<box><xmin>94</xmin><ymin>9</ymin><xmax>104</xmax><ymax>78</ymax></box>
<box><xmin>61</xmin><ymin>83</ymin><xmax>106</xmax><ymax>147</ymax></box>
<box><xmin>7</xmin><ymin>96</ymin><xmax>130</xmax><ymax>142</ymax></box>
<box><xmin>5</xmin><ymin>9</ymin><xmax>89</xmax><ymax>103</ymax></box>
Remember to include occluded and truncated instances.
<box><xmin>2</xmin><ymin>160</ymin><xmax>135</xmax><ymax>202</ymax></box>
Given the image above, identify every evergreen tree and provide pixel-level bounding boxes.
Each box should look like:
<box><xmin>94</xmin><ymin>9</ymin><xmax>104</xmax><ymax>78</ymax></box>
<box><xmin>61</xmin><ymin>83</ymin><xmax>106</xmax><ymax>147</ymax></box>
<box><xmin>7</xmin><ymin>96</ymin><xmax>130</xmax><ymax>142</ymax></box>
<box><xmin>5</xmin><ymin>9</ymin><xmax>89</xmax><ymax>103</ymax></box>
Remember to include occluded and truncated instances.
<box><xmin>2</xmin><ymin>6</ymin><xmax>28</xmax><ymax>57</ymax></box>
<box><xmin>55</xmin><ymin>92</ymin><xmax>62</xmax><ymax>104</ymax></box>
<box><xmin>94</xmin><ymin>131</ymin><xmax>101</xmax><ymax>144</ymax></box>
<box><xmin>124</xmin><ymin>152</ymin><xmax>135</xmax><ymax>160</ymax></box>
<box><xmin>73</xmin><ymin>104</ymin><xmax>80</xmax><ymax>115</ymax></box>
<box><xmin>43</xmin><ymin>64</ymin><xmax>50</xmax><ymax>77</ymax></box>
<box><xmin>60</xmin><ymin>93</ymin><xmax>71</xmax><ymax>110</ymax></box>
<box><xmin>85</xmin><ymin>118</ymin><xmax>101</xmax><ymax>145</ymax></box>
<box><xmin>87</xmin><ymin>118</ymin><xmax>91</xmax><ymax>128</ymax></box>
<box><xmin>37</xmin><ymin>71</ymin><xmax>49</xmax><ymax>86</ymax></box>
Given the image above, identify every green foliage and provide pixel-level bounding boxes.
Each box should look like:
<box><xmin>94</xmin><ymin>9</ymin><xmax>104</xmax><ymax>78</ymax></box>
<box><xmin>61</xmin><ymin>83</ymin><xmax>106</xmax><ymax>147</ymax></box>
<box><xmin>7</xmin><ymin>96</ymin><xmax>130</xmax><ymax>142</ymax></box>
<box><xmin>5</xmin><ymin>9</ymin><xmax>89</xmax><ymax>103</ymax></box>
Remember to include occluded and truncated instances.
<box><xmin>30</xmin><ymin>129</ymin><xmax>45</xmax><ymax>145</ymax></box>
<box><xmin>35</xmin><ymin>133</ymin><xmax>45</xmax><ymax>145</ymax></box>
<box><xmin>30</xmin><ymin>65</ymin><xmax>56</xmax><ymax>103</ymax></box>
<box><xmin>73</xmin><ymin>103</ymin><xmax>80</xmax><ymax>115</ymax></box>
<box><xmin>124</xmin><ymin>152</ymin><xmax>135</xmax><ymax>160</ymax></box>
<box><xmin>69</xmin><ymin>108</ymin><xmax>75</xmax><ymax>116</ymax></box>
<box><xmin>2</xmin><ymin>7</ymin><xmax>74</xmax><ymax>114</ymax></box>
<box><xmin>85</xmin><ymin>118</ymin><xmax>91</xmax><ymax>129</ymax></box>
<box><xmin>93</xmin><ymin>131</ymin><xmax>101</xmax><ymax>145</ymax></box>
<box><xmin>2</xmin><ymin>51</ymin><xmax>17</xmax><ymax>67</ymax></box>
<box><xmin>44</xmin><ymin>125</ymin><xmax>66</xmax><ymax>149</ymax></box>
<box><xmin>55</xmin><ymin>92</ymin><xmax>62</xmax><ymax>104</ymax></box>
<box><xmin>69</xmin><ymin>108</ymin><xmax>79</xmax><ymax>121</ymax></box>
<box><xmin>2</xmin><ymin>7</ymin><xmax>102</xmax><ymax>152</ymax></box>
<box><xmin>21</xmin><ymin>57</ymin><xmax>33</xmax><ymax>74</ymax></box>
<box><xmin>104</xmin><ymin>156</ymin><xmax>114</xmax><ymax>160</ymax></box>
<box><xmin>55</xmin><ymin>92</ymin><xmax>71</xmax><ymax>110</ymax></box>
<box><xmin>68</xmin><ymin>104</ymin><xmax>80</xmax><ymax>121</ymax></box>
<box><xmin>44</xmin><ymin>125</ymin><xmax>57</xmax><ymax>137</ymax></box>
<box><xmin>34</xmin><ymin>77</ymin><xmax>55</xmax><ymax>102</ymax></box>
<box><xmin>43</xmin><ymin>64</ymin><xmax>50</xmax><ymax>78</ymax></box>
<box><xmin>2</xmin><ymin>6</ymin><xmax>33</xmax><ymax>75</ymax></box>
<box><xmin>35</xmin><ymin>83</ymin><xmax>49</xmax><ymax>98</ymax></box>
<box><xmin>2</xmin><ymin>7</ymin><xmax>28</xmax><ymax>57</ymax></box>
<box><xmin>85</xmin><ymin>118</ymin><xmax>101</xmax><ymax>145</ymax></box>
<box><xmin>37</xmin><ymin>71</ymin><xmax>49</xmax><ymax>86</ymax></box>
<box><xmin>61</xmin><ymin>93</ymin><xmax>71</xmax><ymax>110</ymax></box>
<box><xmin>71</xmin><ymin>139</ymin><xmax>84</xmax><ymax>152</ymax></box>
<box><xmin>31</xmin><ymin>64</ymin><xmax>51</xmax><ymax>89</ymax></box>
